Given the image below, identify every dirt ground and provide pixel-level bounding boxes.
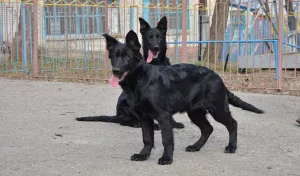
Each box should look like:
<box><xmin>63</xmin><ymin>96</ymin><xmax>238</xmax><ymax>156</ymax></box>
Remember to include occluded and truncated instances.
<box><xmin>0</xmin><ymin>78</ymin><xmax>299</xmax><ymax>176</ymax></box>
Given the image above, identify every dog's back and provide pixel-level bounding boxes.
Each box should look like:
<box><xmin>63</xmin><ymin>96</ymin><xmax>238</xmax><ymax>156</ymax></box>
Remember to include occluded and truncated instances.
<box><xmin>137</xmin><ymin>63</ymin><xmax>225</xmax><ymax>114</ymax></box>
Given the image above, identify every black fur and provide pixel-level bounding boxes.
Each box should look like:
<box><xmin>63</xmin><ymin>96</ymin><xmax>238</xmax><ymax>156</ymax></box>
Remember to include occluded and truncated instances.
<box><xmin>76</xmin><ymin>17</ymin><xmax>184</xmax><ymax>129</ymax></box>
<box><xmin>102</xmin><ymin>30</ymin><xmax>264</xmax><ymax>165</ymax></box>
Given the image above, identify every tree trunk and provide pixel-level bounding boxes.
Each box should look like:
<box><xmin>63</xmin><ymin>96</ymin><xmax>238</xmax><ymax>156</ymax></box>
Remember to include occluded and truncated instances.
<box><xmin>26</xmin><ymin>6</ymin><xmax>32</xmax><ymax>61</ymax></box>
<box><xmin>198</xmin><ymin>0</ymin><xmax>207</xmax><ymax>61</ymax></box>
<box><xmin>10</xmin><ymin>4</ymin><xmax>23</xmax><ymax>60</ymax></box>
<box><xmin>10</xmin><ymin>1</ymin><xmax>32</xmax><ymax>63</ymax></box>
<box><xmin>202</xmin><ymin>0</ymin><xmax>230</xmax><ymax>65</ymax></box>
<box><xmin>285</xmin><ymin>0</ymin><xmax>296</xmax><ymax>31</ymax></box>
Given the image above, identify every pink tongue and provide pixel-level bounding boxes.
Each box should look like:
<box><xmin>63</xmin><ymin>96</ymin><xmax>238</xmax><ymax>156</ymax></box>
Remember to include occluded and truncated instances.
<box><xmin>146</xmin><ymin>50</ymin><xmax>154</xmax><ymax>63</ymax></box>
<box><xmin>109</xmin><ymin>75</ymin><xmax>120</xmax><ymax>87</ymax></box>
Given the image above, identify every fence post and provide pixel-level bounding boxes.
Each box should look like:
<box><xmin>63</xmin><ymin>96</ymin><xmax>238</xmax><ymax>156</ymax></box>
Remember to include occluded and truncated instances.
<box><xmin>130</xmin><ymin>1</ymin><xmax>134</xmax><ymax>30</ymax></box>
<box><xmin>143</xmin><ymin>0</ymin><xmax>149</xmax><ymax>21</ymax></box>
<box><xmin>22</xmin><ymin>2</ymin><xmax>27</xmax><ymax>73</ymax></box>
<box><xmin>33</xmin><ymin>0</ymin><xmax>38</xmax><ymax>78</ymax></box>
<box><xmin>83</xmin><ymin>6</ymin><xmax>87</xmax><ymax>71</ymax></box>
<box><xmin>277</xmin><ymin>0</ymin><xmax>283</xmax><ymax>89</ymax></box>
<box><xmin>274</xmin><ymin>41</ymin><xmax>278</xmax><ymax>80</ymax></box>
<box><xmin>0</xmin><ymin>10</ymin><xmax>2</xmax><ymax>64</ymax></box>
<box><xmin>104</xmin><ymin>0</ymin><xmax>109</xmax><ymax>80</ymax></box>
<box><xmin>181</xmin><ymin>0</ymin><xmax>187</xmax><ymax>63</ymax></box>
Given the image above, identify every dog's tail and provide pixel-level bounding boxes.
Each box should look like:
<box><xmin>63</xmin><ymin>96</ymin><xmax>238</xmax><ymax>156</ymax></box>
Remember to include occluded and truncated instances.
<box><xmin>75</xmin><ymin>115</ymin><xmax>119</xmax><ymax>123</ymax></box>
<box><xmin>226</xmin><ymin>89</ymin><xmax>264</xmax><ymax>114</ymax></box>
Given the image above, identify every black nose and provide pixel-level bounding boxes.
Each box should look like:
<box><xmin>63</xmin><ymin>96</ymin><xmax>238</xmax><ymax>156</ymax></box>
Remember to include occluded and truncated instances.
<box><xmin>153</xmin><ymin>47</ymin><xmax>160</xmax><ymax>52</ymax></box>
<box><xmin>112</xmin><ymin>68</ymin><xmax>120</xmax><ymax>75</ymax></box>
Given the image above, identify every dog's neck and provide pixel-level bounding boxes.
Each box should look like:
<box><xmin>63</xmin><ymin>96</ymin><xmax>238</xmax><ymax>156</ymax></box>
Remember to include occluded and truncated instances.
<box><xmin>119</xmin><ymin>60</ymin><xmax>158</xmax><ymax>94</ymax></box>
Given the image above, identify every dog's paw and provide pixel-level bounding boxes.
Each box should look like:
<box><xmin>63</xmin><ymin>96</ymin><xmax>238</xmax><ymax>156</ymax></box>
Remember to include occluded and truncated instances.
<box><xmin>224</xmin><ymin>145</ymin><xmax>237</xmax><ymax>153</ymax></box>
<box><xmin>154</xmin><ymin>124</ymin><xmax>160</xmax><ymax>131</ymax></box>
<box><xmin>158</xmin><ymin>156</ymin><xmax>173</xmax><ymax>165</ymax></box>
<box><xmin>173</xmin><ymin>122</ymin><xmax>185</xmax><ymax>129</ymax></box>
<box><xmin>185</xmin><ymin>145</ymin><xmax>200</xmax><ymax>152</ymax></box>
<box><xmin>130</xmin><ymin>154</ymin><xmax>149</xmax><ymax>161</ymax></box>
<box><xmin>132</xmin><ymin>123</ymin><xmax>141</xmax><ymax>128</ymax></box>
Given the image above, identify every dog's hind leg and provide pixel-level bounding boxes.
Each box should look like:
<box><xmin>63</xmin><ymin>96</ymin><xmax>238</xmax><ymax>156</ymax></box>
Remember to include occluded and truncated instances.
<box><xmin>170</xmin><ymin>116</ymin><xmax>185</xmax><ymax>129</ymax></box>
<box><xmin>186</xmin><ymin>109</ymin><xmax>213</xmax><ymax>152</ymax></box>
<box><xmin>120</xmin><ymin>119</ymin><xmax>160</xmax><ymax>130</ymax></box>
<box><xmin>209</xmin><ymin>109</ymin><xmax>238</xmax><ymax>153</ymax></box>
<box><xmin>130</xmin><ymin>118</ymin><xmax>154</xmax><ymax>161</ymax></box>
<box><xmin>153</xmin><ymin>117</ymin><xmax>184</xmax><ymax>130</ymax></box>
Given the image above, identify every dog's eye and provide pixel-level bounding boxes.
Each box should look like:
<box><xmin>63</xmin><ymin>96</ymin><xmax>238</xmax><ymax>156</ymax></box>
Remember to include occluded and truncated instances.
<box><xmin>156</xmin><ymin>35</ymin><xmax>159</xmax><ymax>38</ymax></box>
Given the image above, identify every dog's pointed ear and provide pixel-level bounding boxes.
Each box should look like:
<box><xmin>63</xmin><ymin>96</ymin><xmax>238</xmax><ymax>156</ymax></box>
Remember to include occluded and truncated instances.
<box><xmin>125</xmin><ymin>30</ymin><xmax>141</xmax><ymax>51</ymax></box>
<box><xmin>139</xmin><ymin>17</ymin><xmax>151</xmax><ymax>35</ymax></box>
<box><xmin>102</xmin><ymin>33</ymin><xmax>118</xmax><ymax>51</ymax></box>
<box><xmin>156</xmin><ymin>16</ymin><xmax>167</xmax><ymax>34</ymax></box>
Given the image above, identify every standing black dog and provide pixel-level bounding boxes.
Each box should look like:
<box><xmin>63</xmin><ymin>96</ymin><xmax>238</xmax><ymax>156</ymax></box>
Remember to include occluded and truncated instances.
<box><xmin>102</xmin><ymin>30</ymin><xmax>264</xmax><ymax>165</ymax></box>
<box><xmin>76</xmin><ymin>17</ymin><xmax>184</xmax><ymax>129</ymax></box>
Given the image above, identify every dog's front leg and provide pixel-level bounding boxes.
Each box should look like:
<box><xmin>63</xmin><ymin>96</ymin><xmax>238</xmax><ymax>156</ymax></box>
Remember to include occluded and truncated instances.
<box><xmin>130</xmin><ymin>118</ymin><xmax>154</xmax><ymax>161</ymax></box>
<box><xmin>156</xmin><ymin>113</ymin><xmax>174</xmax><ymax>165</ymax></box>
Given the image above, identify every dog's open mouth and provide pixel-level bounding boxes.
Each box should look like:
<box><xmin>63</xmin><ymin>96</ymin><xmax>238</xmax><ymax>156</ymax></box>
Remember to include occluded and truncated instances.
<box><xmin>109</xmin><ymin>72</ymin><xmax>128</xmax><ymax>87</ymax></box>
<box><xmin>146</xmin><ymin>50</ymin><xmax>160</xmax><ymax>63</ymax></box>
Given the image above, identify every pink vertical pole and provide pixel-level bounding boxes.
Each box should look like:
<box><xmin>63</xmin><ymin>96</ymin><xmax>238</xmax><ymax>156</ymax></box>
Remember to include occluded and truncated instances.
<box><xmin>33</xmin><ymin>0</ymin><xmax>38</xmax><ymax>78</ymax></box>
<box><xmin>0</xmin><ymin>1</ymin><xmax>3</xmax><ymax>69</ymax></box>
<box><xmin>181</xmin><ymin>0</ymin><xmax>187</xmax><ymax>63</ymax></box>
<box><xmin>123</xmin><ymin>0</ymin><xmax>126</xmax><ymax>37</ymax></box>
<box><xmin>278</xmin><ymin>0</ymin><xmax>283</xmax><ymax>89</ymax></box>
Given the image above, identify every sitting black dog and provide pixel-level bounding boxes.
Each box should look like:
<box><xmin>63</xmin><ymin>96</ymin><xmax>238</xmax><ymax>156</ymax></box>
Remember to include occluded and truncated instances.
<box><xmin>103</xmin><ymin>30</ymin><xmax>264</xmax><ymax>165</ymax></box>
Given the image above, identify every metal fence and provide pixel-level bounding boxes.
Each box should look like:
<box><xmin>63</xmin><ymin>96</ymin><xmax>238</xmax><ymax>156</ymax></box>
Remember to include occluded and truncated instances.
<box><xmin>1</xmin><ymin>0</ymin><xmax>300</xmax><ymax>93</ymax></box>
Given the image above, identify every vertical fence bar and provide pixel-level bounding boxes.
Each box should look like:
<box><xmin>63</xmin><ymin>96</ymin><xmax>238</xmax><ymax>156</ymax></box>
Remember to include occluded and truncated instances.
<box><xmin>143</xmin><ymin>0</ymin><xmax>149</xmax><ymax>21</ymax></box>
<box><xmin>123</xmin><ymin>0</ymin><xmax>126</xmax><ymax>38</ymax></box>
<box><xmin>22</xmin><ymin>2</ymin><xmax>27</xmax><ymax>72</ymax></box>
<box><xmin>0</xmin><ymin>3</ymin><xmax>2</xmax><ymax>66</ymax></box>
<box><xmin>27</xmin><ymin>6</ymin><xmax>32</xmax><ymax>65</ymax></box>
<box><xmin>15</xmin><ymin>0</ymin><xmax>18</xmax><ymax>64</ymax></box>
<box><xmin>274</xmin><ymin>41</ymin><xmax>278</xmax><ymax>80</ymax></box>
<box><xmin>83</xmin><ymin>6</ymin><xmax>87</xmax><ymax>70</ymax></box>
<box><xmin>181</xmin><ymin>0</ymin><xmax>187</xmax><ymax>63</ymax></box>
<box><xmin>277</xmin><ymin>0</ymin><xmax>283</xmax><ymax>89</ymax></box>
<box><xmin>104</xmin><ymin>0</ymin><xmax>108</xmax><ymax>80</ymax></box>
<box><xmin>130</xmin><ymin>3</ymin><xmax>134</xmax><ymax>30</ymax></box>
<box><xmin>33</xmin><ymin>0</ymin><xmax>38</xmax><ymax>78</ymax></box>
<box><xmin>96</xmin><ymin>3</ymin><xmax>100</xmax><ymax>33</ymax></box>
<box><xmin>5</xmin><ymin>1</ymin><xmax>9</xmax><ymax>70</ymax></box>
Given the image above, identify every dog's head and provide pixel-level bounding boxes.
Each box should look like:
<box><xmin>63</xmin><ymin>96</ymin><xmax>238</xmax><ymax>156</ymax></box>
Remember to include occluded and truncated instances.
<box><xmin>139</xmin><ymin>16</ymin><xmax>167</xmax><ymax>63</ymax></box>
<box><xmin>102</xmin><ymin>30</ymin><xmax>142</xmax><ymax>87</ymax></box>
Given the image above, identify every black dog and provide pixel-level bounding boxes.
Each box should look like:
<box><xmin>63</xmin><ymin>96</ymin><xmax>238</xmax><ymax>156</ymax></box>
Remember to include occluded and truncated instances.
<box><xmin>103</xmin><ymin>30</ymin><xmax>264</xmax><ymax>165</ymax></box>
<box><xmin>139</xmin><ymin>17</ymin><xmax>171</xmax><ymax>66</ymax></box>
<box><xmin>76</xmin><ymin>17</ymin><xmax>184</xmax><ymax>130</ymax></box>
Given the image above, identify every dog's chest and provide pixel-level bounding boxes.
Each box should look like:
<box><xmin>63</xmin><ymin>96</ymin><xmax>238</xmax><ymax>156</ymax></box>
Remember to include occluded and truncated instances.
<box><xmin>127</xmin><ymin>94</ymin><xmax>156</xmax><ymax>119</ymax></box>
